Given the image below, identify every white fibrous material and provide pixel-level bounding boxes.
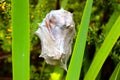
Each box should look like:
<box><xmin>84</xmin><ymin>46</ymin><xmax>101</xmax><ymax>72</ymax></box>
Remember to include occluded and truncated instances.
<box><xmin>35</xmin><ymin>8</ymin><xmax>75</xmax><ymax>71</ymax></box>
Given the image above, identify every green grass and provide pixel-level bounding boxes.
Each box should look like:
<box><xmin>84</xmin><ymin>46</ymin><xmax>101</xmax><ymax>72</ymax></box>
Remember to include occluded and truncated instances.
<box><xmin>65</xmin><ymin>0</ymin><xmax>93</xmax><ymax>80</ymax></box>
<box><xmin>11</xmin><ymin>0</ymin><xmax>120</xmax><ymax>80</ymax></box>
<box><xmin>110</xmin><ymin>62</ymin><xmax>120</xmax><ymax>80</ymax></box>
<box><xmin>84</xmin><ymin>15</ymin><xmax>120</xmax><ymax>80</ymax></box>
<box><xmin>12</xmin><ymin>0</ymin><xmax>30</xmax><ymax>80</ymax></box>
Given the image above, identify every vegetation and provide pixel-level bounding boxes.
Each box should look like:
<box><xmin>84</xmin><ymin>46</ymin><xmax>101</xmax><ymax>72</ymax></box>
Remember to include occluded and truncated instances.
<box><xmin>0</xmin><ymin>0</ymin><xmax>120</xmax><ymax>80</ymax></box>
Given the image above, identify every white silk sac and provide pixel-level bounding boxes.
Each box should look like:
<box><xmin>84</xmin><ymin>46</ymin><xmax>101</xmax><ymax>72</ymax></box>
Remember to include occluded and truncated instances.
<box><xmin>35</xmin><ymin>8</ymin><xmax>75</xmax><ymax>71</ymax></box>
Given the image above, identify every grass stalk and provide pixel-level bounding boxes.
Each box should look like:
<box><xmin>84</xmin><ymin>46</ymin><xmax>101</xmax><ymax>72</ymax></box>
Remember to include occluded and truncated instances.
<box><xmin>12</xmin><ymin>0</ymin><xmax>30</xmax><ymax>80</ymax></box>
<box><xmin>110</xmin><ymin>62</ymin><xmax>120</xmax><ymax>80</ymax></box>
<box><xmin>65</xmin><ymin>0</ymin><xmax>93</xmax><ymax>80</ymax></box>
<box><xmin>84</xmin><ymin>16</ymin><xmax>120</xmax><ymax>80</ymax></box>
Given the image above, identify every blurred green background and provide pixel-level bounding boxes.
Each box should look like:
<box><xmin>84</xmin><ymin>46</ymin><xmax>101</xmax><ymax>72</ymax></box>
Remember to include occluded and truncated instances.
<box><xmin>0</xmin><ymin>0</ymin><xmax>120</xmax><ymax>80</ymax></box>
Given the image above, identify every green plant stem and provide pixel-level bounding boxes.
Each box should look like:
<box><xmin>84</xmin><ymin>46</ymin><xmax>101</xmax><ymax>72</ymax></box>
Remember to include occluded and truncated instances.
<box><xmin>61</xmin><ymin>0</ymin><xmax>68</xmax><ymax>9</ymax></box>
<box><xmin>12</xmin><ymin>0</ymin><xmax>30</xmax><ymax>80</ymax></box>
<box><xmin>84</xmin><ymin>16</ymin><xmax>120</xmax><ymax>80</ymax></box>
<box><xmin>110</xmin><ymin>62</ymin><xmax>120</xmax><ymax>80</ymax></box>
<box><xmin>40</xmin><ymin>62</ymin><xmax>46</xmax><ymax>80</ymax></box>
<box><xmin>65</xmin><ymin>0</ymin><xmax>93</xmax><ymax>80</ymax></box>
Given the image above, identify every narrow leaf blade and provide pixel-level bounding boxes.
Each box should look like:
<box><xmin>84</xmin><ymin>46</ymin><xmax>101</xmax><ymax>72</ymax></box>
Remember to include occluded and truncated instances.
<box><xmin>84</xmin><ymin>16</ymin><xmax>120</xmax><ymax>80</ymax></box>
<box><xmin>65</xmin><ymin>0</ymin><xmax>93</xmax><ymax>80</ymax></box>
<box><xmin>110</xmin><ymin>62</ymin><xmax>120</xmax><ymax>80</ymax></box>
<box><xmin>12</xmin><ymin>0</ymin><xmax>30</xmax><ymax>80</ymax></box>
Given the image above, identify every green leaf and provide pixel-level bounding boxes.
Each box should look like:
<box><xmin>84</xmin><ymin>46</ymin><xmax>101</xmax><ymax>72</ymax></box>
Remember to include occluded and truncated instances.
<box><xmin>110</xmin><ymin>62</ymin><xmax>120</xmax><ymax>80</ymax></box>
<box><xmin>12</xmin><ymin>0</ymin><xmax>30</xmax><ymax>80</ymax></box>
<box><xmin>84</xmin><ymin>16</ymin><xmax>120</xmax><ymax>80</ymax></box>
<box><xmin>65</xmin><ymin>0</ymin><xmax>93</xmax><ymax>80</ymax></box>
<box><xmin>103</xmin><ymin>11</ymin><xmax>120</xmax><ymax>36</ymax></box>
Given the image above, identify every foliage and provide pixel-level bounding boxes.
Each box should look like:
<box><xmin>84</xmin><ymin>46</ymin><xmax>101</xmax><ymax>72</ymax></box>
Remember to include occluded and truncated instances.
<box><xmin>0</xmin><ymin>0</ymin><xmax>120</xmax><ymax>80</ymax></box>
<box><xmin>66</xmin><ymin>0</ymin><xmax>93</xmax><ymax>80</ymax></box>
<box><xmin>12</xmin><ymin>0</ymin><xmax>30</xmax><ymax>80</ymax></box>
<box><xmin>110</xmin><ymin>62</ymin><xmax>120</xmax><ymax>80</ymax></box>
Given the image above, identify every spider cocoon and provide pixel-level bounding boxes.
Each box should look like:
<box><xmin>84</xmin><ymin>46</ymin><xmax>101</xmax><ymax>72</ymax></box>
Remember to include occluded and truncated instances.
<box><xmin>35</xmin><ymin>8</ymin><xmax>75</xmax><ymax>71</ymax></box>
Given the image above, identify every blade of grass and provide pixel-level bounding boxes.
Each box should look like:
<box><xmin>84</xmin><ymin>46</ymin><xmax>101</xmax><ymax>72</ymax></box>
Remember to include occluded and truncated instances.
<box><xmin>84</xmin><ymin>16</ymin><xmax>120</xmax><ymax>80</ymax></box>
<box><xmin>103</xmin><ymin>11</ymin><xmax>120</xmax><ymax>36</ymax></box>
<box><xmin>117</xmin><ymin>68</ymin><xmax>120</xmax><ymax>80</ymax></box>
<box><xmin>12</xmin><ymin>0</ymin><xmax>30</xmax><ymax>80</ymax></box>
<box><xmin>61</xmin><ymin>0</ymin><xmax>68</xmax><ymax>9</ymax></box>
<box><xmin>110</xmin><ymin>62</ymin><xmax>120</xmax><ymax>80</ymax></box>
<box><xmin>65</xmin><ymin>0</ymin><xmax>93</xmax><ymax>80</ymax></box>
